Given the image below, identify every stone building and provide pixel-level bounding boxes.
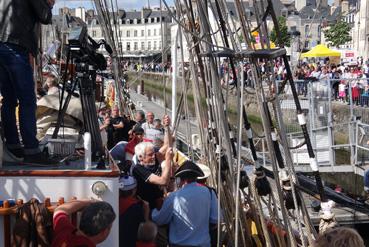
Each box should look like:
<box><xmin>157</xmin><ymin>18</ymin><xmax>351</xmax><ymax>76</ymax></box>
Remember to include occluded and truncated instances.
<box><xmin>352</xmin><ymin>0</ymin><xmax>369</xmax><ymax>60</ymax></box>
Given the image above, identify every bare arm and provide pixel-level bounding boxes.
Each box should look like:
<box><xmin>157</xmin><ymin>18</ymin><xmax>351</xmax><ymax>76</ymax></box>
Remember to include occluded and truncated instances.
<box><xmin>157</xmin><ymin>115</ymin><xmax>173</xmax><ymax>162</ymax></box>
<box><xmin>53</xmin><ymin>199</ymin><xmax>93</xmax><ymax>218</ymax></box>
<box><xmin>148</xmin><ymin>148</ymin><xmax>173</xmax><ymax>185</ymax></box>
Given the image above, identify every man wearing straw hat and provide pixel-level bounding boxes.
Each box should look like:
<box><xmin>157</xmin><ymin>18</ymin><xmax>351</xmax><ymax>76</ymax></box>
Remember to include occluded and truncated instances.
<box><xmin>151</xmin><ymin>160</ymin><xmax>219</xmax><ymax>247</ymax></box>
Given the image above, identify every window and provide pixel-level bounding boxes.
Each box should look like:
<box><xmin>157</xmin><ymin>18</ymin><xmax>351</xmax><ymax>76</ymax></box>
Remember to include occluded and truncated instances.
<box><xmin>118</xmin><ymin>42</ymin><xmax>122</xmax><ymax>49</ymax></box>
<box><xmin>119</xmin><ymin>30</ymin><xmax>122</xmax><ymax>36</ymax></box>
<box><xmin>159</xmin><ymin>41</ymin><xmax>162</xmax><ymax>49</ymax></box>
<box><xmin>127</xmin><ymin>30</ymin><xmax>130</xmax><ymax>37</ymax></box>
<box><xmin>148</xmin><ymin>41</ymin><xmax>151</xmax><ymax>50</ymax></box>
<box><xmin>92</xmin><ymin>30</ymin><xmax>96</xmax><ymax>37</ymax></box>
<box><xmin>154</xmin><ymin>41</ymin><xmax>157</xmax><ymax>50</ymax></box>
<box><xmin>134</xmin><ymin>42</ymin><xmax>138</xmax><ymax>50</ymax></box>
<box><xmin>141</xmin><ymin>42</ymin><xmax>145</xmax><ymax>50</ymax></box>
<box><xmin>304</xmin><ymin>40</ymin><xmax>309</xmax><ymax>48</ymax></box>
<box><xmin>127</xmin><ymin>42</ymin><xmax>130</xmax><ymax>51</ymax></box>
<box><xmin>154</xmin><ymin>29</ymin><xmax>156</xmax><ymax>36</ymax></box>
<box><xmin>141</xmin><ymin>30</ymin><xmax>144</xmax><ymax>36</ymax></box>
<box><xmin>134</xmin><ymin>30</ymin><xmax>137</xmax><ymax>37</ymax></box>
<box><xmin>304</xmin><ymin>25</ymin><xmax>309</xmax><ymax>37</ymax></box>
<box><xmin>148</xmin><ymin>30</ymin><xmax>151</xmax><ymax>36</ymax></box>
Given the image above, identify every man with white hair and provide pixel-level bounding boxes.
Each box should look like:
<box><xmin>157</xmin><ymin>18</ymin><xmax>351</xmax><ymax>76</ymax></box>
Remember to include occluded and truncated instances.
<box><xmin>132</xmin><ymin>142</ymin><xmax>173</xmax><ymax>209</ymax></box>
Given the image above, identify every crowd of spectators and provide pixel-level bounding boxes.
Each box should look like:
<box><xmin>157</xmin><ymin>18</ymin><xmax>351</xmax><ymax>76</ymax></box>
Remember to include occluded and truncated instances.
<box><xmin>228</xmin><ymin>57</ymin><xmax>369</xmax><ymax>107</ymax></box>
<box><xmin>123</xmin><ymin>62</ymin><xmax>172</xmax><ymax>73</ymax></box>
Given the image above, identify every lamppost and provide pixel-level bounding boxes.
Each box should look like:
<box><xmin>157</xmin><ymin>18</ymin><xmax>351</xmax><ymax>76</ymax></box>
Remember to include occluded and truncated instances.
<box><xmin>288</xmin><ymin>27</ymin><xmax>301</xmax><ymax>67</ymax></box>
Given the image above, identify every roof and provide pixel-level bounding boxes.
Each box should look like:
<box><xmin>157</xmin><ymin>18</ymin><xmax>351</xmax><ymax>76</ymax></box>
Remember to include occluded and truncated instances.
<box><xmin>299</xmin><ymin>5</ymin><xmax>331</xmax><ymax>20</ymax></box>
<box><xmin>120</xmin><ymin>9</ymin><xmax>172</xmax><ymax>22</ymax></box>
<box><xmin>209</xmin><ymin>0</ymin><xmax>285</xmax><ymax>22</ymax></box>
<box><xmin>52</xmin><ymin>14</ymin><xmax>85</xmax><ymax>29</ymax></box>
<box><xmin>326</xmin><ymin>6</ymin><xmax>342</xmax><ymax>23</ymax></box>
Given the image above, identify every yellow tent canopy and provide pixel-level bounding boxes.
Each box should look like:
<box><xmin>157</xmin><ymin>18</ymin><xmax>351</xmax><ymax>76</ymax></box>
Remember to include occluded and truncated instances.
<box><xmin>301</xmin><ymin>44</ymin><xmax>341</xmax><ymax>58</ymax></box>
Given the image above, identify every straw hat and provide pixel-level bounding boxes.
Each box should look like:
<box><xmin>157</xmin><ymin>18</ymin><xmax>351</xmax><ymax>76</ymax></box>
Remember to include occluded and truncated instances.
<box><xmin>196</xmin><ymin>163</ymin><xmax>211</xmax><ymax>180</ymax></box>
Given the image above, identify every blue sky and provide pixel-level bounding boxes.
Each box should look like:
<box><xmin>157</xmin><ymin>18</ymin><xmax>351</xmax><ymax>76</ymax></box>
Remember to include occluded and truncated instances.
<box><xmin>53</xmin><ymin>0</ymin><xmax>174</xmax><ymax>14</ymax></box>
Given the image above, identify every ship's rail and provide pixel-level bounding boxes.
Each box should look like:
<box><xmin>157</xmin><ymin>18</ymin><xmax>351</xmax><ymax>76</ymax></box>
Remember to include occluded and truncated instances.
<box><xmin>0</xmin><ymin>197</ymin><xmax>79</xmax><ymax>247</ymax></box>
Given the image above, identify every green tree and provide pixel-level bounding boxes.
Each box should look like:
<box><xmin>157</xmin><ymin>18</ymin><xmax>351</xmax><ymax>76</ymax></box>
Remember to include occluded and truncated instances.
<box><xmin>270</xmin><ymin>16</ymin><xmax>291</xmax><ymax>47</ymax></box>
<box><xmin>323</xmin><ymin>20</ymin><xmax>352</xmax><ymax>47</ymax></box>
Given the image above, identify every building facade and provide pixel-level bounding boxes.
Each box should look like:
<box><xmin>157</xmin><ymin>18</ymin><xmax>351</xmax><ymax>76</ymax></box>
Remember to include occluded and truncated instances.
<box><xmin>87</xmin><ymin>8</ymin><xmax>173</xmax><ymax>62</ymax></box>
<box><xmin>352</xmin><ymin>0</ymin><xmax>369</xmax><ymax>60</ymax></box>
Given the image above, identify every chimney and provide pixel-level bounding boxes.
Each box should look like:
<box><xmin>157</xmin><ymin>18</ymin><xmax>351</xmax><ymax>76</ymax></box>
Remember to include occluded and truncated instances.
<box><xmin>141</xmin><ymin>7</ymin><xmax>152</xmax><ymax>19</ymax></box>
<box><xmin>341</xmin><ymin>0</ymin><xmax>349</xmax><ymax>14</ymax></box>
<box><xmin>333</xmin><ymin>0</ymin><xmax>342</xmax><ymax>7</ymax></box>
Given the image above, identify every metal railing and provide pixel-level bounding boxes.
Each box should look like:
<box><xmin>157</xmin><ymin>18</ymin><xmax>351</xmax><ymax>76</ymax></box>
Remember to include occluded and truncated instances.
<box><xmin>275</xmin><ymin>77</ymin><xmax>369</xmax><ymax>175</ymax></box>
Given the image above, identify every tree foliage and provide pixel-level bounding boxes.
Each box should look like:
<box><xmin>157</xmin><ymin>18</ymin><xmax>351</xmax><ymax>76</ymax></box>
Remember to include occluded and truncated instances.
<box><xmin>270</xmin><ymin>16</ymin><xmax>291</xmax><ymax>47</ymax></box>
<box><xmin>323</xmin><ymin>20</ymin><xmax>352</xmax><ymax>47</ymax></box>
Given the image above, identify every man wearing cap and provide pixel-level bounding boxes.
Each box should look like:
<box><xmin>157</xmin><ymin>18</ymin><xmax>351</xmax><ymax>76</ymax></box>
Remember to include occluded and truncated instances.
<box><xmin>151</xmin><ymin>161</ymin><xmax>219</xmax><ymax>247</ymax></box>
<box><xmin>125</xmin><ymin>126</ymin><xmax>145</xmax><ymax>161</ymax></box>
<box><xmin>119</xmin><ymin>176</ymin><xmax>149</xmax><ymax>247</ymax></box>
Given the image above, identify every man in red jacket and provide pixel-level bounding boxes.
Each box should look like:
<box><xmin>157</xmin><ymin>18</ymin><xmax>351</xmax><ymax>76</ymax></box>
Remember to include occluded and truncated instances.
<box><xmin>52</xmin><ymin>200</ymin><xmax>116</xmax><ymax>247</ymax></box>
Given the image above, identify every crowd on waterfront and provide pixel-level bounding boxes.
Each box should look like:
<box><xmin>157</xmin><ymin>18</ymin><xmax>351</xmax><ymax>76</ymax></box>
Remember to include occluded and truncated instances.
<box><xmin>125</xmin><ymin>59</ymin><xmax>369</xmax><ymax>108</ymax></box>
<box><xmin>219</xmin><ymin>58</ymin><xmax>369</xmax><ymax>107</ymax></box>
<box><xmin>123</xmin><ymin>62</ymin><xmax>172</xmax><ymax>73</ymax></box>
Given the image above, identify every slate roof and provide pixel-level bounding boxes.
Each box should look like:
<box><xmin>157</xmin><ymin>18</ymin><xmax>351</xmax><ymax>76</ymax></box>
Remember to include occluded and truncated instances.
<box><xmin>208</xmin><ymin>0</ymin><xmax>285</xmax><ymax>22</ymax></box>
<box><xmin>298</xmin><ymin>5</ymin><xmax>331</xmax><ymax>20</ymax></box>
<box><xmin>120</xmin><ymin>9</ymin><xmax>172</xmax><ymax>22</ymax></box>
<box><xmin>326</xmin><ymin>6</ymin><xmax>342</xmax><ymax>23</ymax></box>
